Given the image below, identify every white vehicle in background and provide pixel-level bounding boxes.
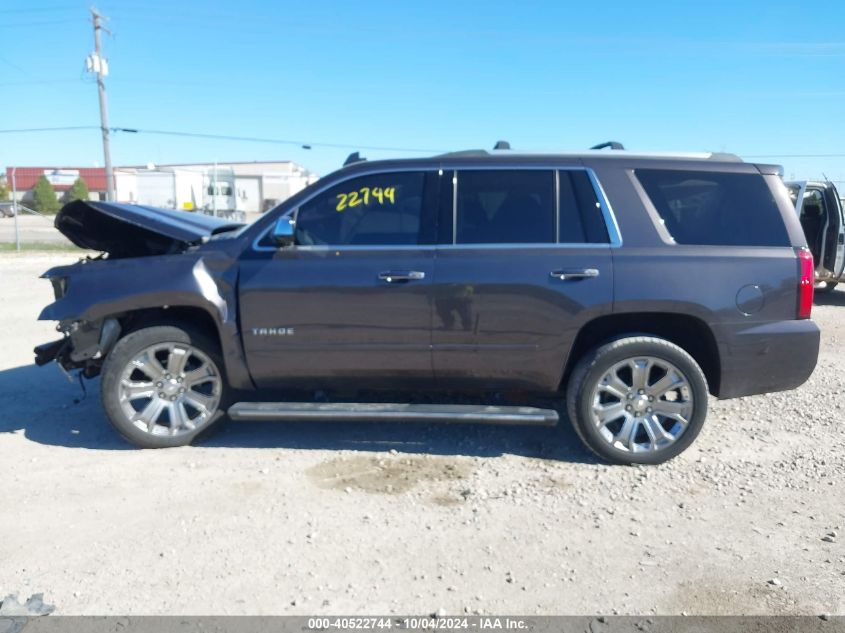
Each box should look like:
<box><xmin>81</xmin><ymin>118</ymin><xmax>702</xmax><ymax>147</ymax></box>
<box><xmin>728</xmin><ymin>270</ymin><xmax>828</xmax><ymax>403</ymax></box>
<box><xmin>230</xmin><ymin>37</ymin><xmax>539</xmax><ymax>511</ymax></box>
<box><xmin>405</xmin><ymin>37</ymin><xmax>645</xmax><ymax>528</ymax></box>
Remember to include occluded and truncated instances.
<box><xmin>201</xmin><ymin>172</ymin><xmax>245</xmax><ymax>222</ymax></box>
<box><xmin>786</xmin><ymin>180</ymin><xmax>845</xmax><ymax>293</ymax></box>
<box><xmin>204</xmin><ymin>179</ymin><xmax>236</xmax><ymax>215</ymax></box>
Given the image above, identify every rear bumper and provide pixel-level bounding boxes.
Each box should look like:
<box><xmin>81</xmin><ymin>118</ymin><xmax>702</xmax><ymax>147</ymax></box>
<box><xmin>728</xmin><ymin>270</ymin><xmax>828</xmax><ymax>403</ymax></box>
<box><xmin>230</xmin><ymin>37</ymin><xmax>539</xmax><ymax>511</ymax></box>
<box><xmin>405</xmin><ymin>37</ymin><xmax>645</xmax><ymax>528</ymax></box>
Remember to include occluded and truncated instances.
<box><xmin>716</xmin><ymin>319</ymin><xmax>820</xmax><ymax>399</ymax></box>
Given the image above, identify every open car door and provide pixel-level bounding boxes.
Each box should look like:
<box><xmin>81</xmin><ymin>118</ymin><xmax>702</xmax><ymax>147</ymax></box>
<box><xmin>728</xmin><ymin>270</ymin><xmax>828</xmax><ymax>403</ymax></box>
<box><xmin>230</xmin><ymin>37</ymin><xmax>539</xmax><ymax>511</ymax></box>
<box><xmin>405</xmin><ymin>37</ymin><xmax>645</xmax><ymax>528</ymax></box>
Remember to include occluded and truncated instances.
<box><xmin>786</xmin><ymin>181</ymin><xmax>845</xmax><ymax>291</ymax></box>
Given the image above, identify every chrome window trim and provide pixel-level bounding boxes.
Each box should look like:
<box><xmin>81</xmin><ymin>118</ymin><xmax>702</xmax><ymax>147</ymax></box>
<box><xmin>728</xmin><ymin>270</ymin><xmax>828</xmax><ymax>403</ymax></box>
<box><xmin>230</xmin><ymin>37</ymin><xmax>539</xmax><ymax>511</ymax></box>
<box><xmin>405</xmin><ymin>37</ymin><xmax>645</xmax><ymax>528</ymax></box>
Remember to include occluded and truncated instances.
<box><xmin>586</xmin><ymin>168</ymin><xmax>623</xmax><ymax>247</ymax></box>
<box><xmin>252</xmin><ymin>164</ymin><xmax>622</xmax><ymax>252</ymax></box>
<box><xmin>436</xmin><ymin>242</ymin><xmax>611</xmax><ymax>251</ymax></box>
<box><xmin>262</xmin><ymin>243</ymin><xmax>611</xmax><ymax>253</ymax></box>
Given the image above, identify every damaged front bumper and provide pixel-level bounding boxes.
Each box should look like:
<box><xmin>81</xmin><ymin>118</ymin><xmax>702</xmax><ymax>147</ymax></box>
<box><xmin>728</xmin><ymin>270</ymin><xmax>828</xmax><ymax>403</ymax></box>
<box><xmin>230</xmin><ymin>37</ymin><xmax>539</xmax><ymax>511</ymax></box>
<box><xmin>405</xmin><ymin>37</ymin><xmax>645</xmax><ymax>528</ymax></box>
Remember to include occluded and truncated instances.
<box><xmin>33</xmin><ymin>317</ymin><xmax>121</xmax><ymax>377</ymax></box>
<box><xmin>34</xmin><ymin>338</ymin><xmax>68</xmax><ymax>367</ymax></box>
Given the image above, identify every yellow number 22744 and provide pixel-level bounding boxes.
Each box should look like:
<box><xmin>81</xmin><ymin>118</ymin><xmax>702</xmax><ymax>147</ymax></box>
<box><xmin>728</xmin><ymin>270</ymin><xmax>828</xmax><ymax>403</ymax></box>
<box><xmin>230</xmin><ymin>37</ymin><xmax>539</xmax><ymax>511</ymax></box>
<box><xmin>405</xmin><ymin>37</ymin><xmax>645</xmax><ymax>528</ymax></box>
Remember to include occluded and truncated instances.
<box><xmin>336</xmin><ymin>186</ymin><xmax>396</xmax><ymax>212</ymax></box>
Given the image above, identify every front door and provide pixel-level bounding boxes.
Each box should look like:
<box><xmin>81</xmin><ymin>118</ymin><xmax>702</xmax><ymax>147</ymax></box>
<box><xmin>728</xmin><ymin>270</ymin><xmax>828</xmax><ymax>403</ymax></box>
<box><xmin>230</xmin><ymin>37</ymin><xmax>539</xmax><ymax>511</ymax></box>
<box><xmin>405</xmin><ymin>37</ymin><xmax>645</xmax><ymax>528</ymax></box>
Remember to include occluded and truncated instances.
<box><xmin>431</xmin><ymin>168</ymin><xmax>615</xmax><ymax>391</ymax></box>
<box><xmin>239</xmin><ymin>170</ymin><xmax>437</xmax><ymax>389</ymax></box>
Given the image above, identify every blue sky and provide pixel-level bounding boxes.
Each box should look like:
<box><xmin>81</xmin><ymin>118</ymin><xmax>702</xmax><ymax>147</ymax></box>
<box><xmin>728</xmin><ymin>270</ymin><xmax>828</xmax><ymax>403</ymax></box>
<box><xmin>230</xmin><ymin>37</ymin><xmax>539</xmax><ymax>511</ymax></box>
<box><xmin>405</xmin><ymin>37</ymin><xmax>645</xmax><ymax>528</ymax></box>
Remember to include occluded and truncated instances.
<box><xmin>2</xmin><ymin>0</ymin><xmax>844</xmax><ymax>182</ymax></box>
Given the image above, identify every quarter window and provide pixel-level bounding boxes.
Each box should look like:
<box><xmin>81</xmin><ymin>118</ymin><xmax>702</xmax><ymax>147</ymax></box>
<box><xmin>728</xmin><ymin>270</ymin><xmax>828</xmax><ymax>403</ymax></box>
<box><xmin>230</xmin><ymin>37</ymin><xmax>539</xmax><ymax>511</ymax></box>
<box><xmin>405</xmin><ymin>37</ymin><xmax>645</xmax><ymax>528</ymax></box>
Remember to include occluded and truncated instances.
<box><xmin>294</xmin><ymin>172</ymin><xmax>425</xmax><ymax>246</ymax></box>
<box><xmin>558</xmin><ymin>170</ymin><xmax>609</xmax><ymax>244</ymax></box>
<box><xmin>456</xmin><ymin>170</ymin><xmax>555</xmax><ymax>244</ymax></box>
<box><xmin>636</xmin><ymin>169</ymin><xmax>790</xmax><ymax>247</ymax></box>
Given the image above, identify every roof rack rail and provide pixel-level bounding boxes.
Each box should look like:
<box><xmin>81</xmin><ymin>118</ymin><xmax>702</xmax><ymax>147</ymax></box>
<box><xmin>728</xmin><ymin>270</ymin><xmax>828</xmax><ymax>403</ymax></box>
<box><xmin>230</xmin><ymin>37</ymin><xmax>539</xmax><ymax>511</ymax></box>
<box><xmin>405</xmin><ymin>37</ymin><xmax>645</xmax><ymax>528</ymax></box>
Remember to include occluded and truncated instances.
<box><xmin>435</xmin><ymin>149</ymin><xmax>489</xmax><ymax>159</ymax></box>
<box><xmin>590</xmin><ymin>141</ymin><xmax>625</xmax><ymax>150</ymax></box>
<box><xmin>343</xmin><ymin>152</ymin><xmax>366</xmax><ymax>167</ymax></box>
<box><xmin>708</xmin><ymin>152</ymin><xmax>743</xmax><ymax>162</ymax></box>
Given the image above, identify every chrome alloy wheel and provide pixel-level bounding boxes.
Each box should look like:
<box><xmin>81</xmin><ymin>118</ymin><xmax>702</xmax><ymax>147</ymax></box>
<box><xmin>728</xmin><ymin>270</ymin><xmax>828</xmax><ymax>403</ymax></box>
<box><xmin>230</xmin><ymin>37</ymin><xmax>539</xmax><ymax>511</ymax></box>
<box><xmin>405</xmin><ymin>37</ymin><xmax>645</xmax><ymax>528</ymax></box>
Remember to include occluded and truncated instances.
<box><xmin>117</xmin><ymin>342</ymin><xmax>222</xmax><ymax>437</ymax></box>
<box><xmin>589</xmin><ymin>356</ymin><xmax>694</xmax><ymax>454</ymax></box>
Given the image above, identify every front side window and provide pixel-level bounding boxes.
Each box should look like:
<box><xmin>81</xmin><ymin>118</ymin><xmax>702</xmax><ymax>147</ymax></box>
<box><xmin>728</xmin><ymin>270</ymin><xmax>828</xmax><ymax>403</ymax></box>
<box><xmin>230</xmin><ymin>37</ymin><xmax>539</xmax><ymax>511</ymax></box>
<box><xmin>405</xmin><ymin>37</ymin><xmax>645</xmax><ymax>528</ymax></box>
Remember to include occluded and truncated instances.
<box><xmin>636</xmin><ymin>169</ymin><xmax>790</xmax><ymax>247</ymax></box>
<box><xmin>294</xmin><ymin>172</ymin><xmax>425</xmax><ymax>246</ymax></box>
<box><xmin>456</xmin><ymin>170</ymin><xmax>555</xmax><ymax>244</ymax></box>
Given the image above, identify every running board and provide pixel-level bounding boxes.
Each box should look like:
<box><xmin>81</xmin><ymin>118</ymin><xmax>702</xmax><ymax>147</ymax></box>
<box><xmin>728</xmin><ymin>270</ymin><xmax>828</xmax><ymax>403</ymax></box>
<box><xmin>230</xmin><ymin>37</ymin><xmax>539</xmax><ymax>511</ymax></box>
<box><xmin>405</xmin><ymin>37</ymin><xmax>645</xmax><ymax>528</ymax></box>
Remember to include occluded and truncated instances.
<box><xmin>227</xmin><ymin>402</ymin><xmax>559</xmax><ymax>426</ymax></box>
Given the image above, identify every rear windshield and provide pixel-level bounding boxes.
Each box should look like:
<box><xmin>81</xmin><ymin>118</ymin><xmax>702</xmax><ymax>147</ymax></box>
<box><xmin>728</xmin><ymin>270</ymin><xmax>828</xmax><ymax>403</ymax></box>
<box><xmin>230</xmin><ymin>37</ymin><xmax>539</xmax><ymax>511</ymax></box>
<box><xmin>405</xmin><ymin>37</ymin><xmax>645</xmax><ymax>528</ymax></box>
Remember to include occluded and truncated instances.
<box><xmin>635</xmin><ymin>169</ymin><xmax>790</xmax><ymax>247</ymax></box>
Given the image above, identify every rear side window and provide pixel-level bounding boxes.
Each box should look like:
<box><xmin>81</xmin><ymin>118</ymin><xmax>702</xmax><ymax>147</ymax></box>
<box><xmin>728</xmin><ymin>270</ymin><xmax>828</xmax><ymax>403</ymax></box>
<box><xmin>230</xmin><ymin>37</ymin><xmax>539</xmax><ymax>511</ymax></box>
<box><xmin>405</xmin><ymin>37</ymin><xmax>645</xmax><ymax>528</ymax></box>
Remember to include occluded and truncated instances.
<box><xmin>635</xmin><ymin>169</ymin><xmax>790</xmax><ymax>247</ymax></box>
<box><xmin>456</xmin><ymin>170</ymin><xmax>555</xmax><ymax>244</ymax></box>
<box><xmin>295</xmin><ymin>172</ymin><xmax>425</xmax><ymax>246</ymax></box>
<box><xmin>559</xmin><ymin>170</ymin><xmax>609</xmax><ymax>244</ymax></box>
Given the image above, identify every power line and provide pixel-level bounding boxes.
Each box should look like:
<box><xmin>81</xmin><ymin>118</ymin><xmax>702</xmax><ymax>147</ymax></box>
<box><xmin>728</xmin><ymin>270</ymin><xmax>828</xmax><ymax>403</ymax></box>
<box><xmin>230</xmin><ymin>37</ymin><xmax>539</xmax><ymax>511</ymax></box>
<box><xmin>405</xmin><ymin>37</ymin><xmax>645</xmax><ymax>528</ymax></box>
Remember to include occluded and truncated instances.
<box><xmin>0</xmin><ymin>18</ymin><xmax>85</xmax><ymax>28</ymax></box>
<box><xmin>0</xmin><ymin>125</ymin><xmax>444</xmax><ymax>154</ymax></box>
<box><xmin>4</xmin><ymin>125</ymin><xmax>843</xmax><ymax>159</ymax></box>
<box><xmin>111</xmin><ymin>127</ymin><xmax>446</xmax><ymax>154</ymax></box>
<box><xmin>744</xmin><ymin>153</ymin><xmax>845</xmax><ymax>158</ymax></box>
<box><xmin>0</xmin><ymin>126</ymin><xmax>98</xmax><ymax>134</ymax></box>
<box><xmin>0</xmin><ymin>5</ymin><xmax>79</xmax><ymax>14</ymax></box>
<box><xmin>3</xmin><ymin>78</ymin><xmax>84</xmax><ymax>86</ymax></box>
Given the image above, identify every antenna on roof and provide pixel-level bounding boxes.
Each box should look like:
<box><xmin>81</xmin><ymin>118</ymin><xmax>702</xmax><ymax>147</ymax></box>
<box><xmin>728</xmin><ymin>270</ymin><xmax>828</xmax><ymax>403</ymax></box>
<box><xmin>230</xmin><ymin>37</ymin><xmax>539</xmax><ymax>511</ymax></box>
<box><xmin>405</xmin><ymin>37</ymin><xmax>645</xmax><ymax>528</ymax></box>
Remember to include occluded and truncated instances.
<box><xmin>590</xmin><ymin>141</ymin><xmax>625</xmax><ymax>150</ymax></box>
<box><xmin>343</xmin><ymin>152</ymin><xmax>366</xmax><ymax>167</ymax></box>
<box><xmin>493</xmin><ymin>140</ymin><xmax>511</xmax><ymax>150</ymax></box>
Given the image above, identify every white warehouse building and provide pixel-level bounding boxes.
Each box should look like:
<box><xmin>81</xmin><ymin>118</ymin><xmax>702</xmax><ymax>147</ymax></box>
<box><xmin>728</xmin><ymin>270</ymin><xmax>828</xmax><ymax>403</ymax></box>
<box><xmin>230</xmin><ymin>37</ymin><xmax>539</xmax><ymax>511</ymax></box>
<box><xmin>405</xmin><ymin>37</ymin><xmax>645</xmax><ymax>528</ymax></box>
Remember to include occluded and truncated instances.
<box><xmin>114</xmin><ymin>160</ymin><xmax>319</xmax><ymax>218</ymax></box>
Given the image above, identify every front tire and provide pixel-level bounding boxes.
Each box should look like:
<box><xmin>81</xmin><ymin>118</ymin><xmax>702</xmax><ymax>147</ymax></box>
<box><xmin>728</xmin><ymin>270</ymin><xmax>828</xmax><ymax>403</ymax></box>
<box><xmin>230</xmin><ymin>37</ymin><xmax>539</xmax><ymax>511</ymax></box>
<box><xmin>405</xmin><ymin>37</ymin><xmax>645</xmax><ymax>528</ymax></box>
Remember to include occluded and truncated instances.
<box><xmin>100</xmin><ymin>325</ymin><xmax>229</xmax><ymax>448</ymax></box>
<box><xmin>566</xmin><ymin>336</ymin><xmax>709</xmax><ymax>465</ymax></box>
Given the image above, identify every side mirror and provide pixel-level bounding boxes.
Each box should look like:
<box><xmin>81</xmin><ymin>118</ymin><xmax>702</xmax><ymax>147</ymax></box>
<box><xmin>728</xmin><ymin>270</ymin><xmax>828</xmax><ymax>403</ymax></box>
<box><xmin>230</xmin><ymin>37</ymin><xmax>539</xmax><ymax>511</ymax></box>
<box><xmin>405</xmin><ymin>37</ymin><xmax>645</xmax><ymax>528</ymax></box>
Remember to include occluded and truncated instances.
<box><xmin>271</xmin><ymin>216</ymin><xmax>296</xmax><ymax>247</ymax></box>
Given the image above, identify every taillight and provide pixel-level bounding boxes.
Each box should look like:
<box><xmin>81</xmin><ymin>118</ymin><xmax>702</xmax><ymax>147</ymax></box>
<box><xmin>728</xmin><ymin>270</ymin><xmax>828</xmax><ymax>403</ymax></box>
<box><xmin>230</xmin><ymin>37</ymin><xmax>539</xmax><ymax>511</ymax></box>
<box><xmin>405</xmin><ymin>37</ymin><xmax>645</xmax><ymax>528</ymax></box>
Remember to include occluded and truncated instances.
<box><xmin>797</xmin><ymin>248</ymin><xmax>814</xmax><ymax>319</ymax></box>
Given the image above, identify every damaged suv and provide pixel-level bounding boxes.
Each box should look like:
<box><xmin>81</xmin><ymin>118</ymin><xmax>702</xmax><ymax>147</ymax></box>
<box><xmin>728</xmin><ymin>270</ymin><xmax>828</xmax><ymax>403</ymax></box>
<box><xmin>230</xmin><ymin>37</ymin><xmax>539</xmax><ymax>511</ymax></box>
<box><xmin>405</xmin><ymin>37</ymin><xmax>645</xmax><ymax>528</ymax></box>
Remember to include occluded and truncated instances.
<box><xmin>35</xmin><ymin>148</ymin><xmax>820</xmax><ymax>464</ymax></box>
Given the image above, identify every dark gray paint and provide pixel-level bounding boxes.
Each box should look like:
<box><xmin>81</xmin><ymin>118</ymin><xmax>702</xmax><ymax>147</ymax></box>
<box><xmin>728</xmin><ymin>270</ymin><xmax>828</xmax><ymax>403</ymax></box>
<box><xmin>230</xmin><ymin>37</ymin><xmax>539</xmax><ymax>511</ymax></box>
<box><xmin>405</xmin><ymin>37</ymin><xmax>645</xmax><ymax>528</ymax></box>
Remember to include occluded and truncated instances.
<box><xmin>430</xmin><ymin>245</ymin><xmax>613</xmax><ymax>391</ymax></box>
<box><xmin>37</xmin><ymin>151</ymin><xmax>820</xmax><ymax>401</ymax></box>
<box><xmin>239</xmin><ymin>246</ymin><xmax>435</xmax><ymax>388</ymax></box>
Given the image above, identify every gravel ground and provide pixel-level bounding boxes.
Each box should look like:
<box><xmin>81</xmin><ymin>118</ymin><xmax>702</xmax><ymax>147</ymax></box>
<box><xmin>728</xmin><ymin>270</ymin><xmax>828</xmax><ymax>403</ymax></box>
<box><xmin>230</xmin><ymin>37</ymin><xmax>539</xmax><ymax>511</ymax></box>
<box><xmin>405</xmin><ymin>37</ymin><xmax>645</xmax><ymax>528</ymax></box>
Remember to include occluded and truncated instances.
<box><xmin>0</xmin><ymin>253</ymin><xmax>843</xmax><ymax>616</ymax></box>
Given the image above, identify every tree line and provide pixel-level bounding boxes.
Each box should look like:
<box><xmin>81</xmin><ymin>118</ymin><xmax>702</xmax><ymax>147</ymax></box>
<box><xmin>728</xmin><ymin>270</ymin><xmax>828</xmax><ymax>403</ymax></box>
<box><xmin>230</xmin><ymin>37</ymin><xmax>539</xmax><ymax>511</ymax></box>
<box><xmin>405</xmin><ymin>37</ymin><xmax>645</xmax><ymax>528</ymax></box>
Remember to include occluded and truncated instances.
<box><xmin>0</xmin><ymin>175</ymin><xmax>90</xmax><ymax>214</ymax></box>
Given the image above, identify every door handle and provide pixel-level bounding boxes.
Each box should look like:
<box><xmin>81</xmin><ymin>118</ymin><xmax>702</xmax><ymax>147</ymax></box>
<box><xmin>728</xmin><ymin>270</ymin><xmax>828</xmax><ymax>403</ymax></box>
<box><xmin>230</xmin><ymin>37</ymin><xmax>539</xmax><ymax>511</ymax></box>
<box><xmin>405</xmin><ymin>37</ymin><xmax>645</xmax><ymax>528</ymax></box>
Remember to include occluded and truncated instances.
<box><xmin>550</xmin><ymin>268</ymin><xmax>600</xmax><ymax>281</ymax></box>
<box><xmin>378</xmin><ymin>270</ymin><xmax>426</xmax><ymax>283</ymax></box>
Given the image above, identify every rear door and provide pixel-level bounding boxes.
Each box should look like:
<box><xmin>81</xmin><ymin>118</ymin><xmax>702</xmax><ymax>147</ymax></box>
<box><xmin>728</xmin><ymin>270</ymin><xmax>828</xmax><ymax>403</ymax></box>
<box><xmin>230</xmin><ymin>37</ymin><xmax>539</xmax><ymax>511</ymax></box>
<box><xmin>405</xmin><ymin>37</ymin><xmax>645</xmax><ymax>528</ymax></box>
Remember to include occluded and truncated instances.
<box><xmin>238</xmin><ymin>169</ymin><xmax>437</xmax><ymax>389</ymax></box>
<box><xmin>431</xmin><ymin>168</ymin><xmax>616</xmax><ymax>392</ymax></box>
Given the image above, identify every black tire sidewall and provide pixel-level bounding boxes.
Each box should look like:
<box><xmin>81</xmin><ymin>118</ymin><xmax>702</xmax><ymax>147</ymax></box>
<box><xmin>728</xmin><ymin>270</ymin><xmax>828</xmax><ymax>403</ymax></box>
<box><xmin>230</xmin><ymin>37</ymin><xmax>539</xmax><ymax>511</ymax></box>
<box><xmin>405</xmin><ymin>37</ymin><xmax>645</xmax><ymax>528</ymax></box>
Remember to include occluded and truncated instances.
<box><xmin>567</xmin><ymin>337</ymin><xmax>709</xmax><ymax>465</ymax></box>
<box><xmin>100</xmin><ymin>325</ymin><xmax>228</xmax><ymax>448</ymax></box>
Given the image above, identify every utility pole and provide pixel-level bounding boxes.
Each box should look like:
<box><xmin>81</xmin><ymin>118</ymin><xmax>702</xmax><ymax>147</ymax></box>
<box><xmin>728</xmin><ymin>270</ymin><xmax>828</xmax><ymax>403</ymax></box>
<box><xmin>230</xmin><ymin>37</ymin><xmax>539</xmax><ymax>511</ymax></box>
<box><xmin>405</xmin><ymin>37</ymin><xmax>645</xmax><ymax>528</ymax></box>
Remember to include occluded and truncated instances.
<box><xmin>88</xmin><ymin>7</ymin><xmax>114</xmax><ymax>201</ymax></box>
<box><xmin>212</xmin><ymin>161</ymin><xmax>218</xmax><ymax>217</ymax></box>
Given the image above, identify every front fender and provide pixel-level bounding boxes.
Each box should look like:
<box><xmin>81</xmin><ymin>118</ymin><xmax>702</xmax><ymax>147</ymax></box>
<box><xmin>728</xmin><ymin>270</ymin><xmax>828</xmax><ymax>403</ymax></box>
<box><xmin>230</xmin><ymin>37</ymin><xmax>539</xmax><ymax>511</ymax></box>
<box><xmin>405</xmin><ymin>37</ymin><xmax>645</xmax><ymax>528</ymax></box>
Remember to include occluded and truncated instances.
<box><xmin>39</xmin><ymin>253</ymin><xmax>254</xmax><ymax>390</ymax></box>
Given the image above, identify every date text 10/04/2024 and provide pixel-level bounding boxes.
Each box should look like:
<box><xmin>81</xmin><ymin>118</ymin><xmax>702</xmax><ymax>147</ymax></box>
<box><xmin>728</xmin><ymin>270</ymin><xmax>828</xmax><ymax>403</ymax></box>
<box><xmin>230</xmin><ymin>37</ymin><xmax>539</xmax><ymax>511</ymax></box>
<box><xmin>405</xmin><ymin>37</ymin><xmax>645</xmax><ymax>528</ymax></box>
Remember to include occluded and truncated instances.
<box><xmin>306</xmin><ymin>617</ymin><xmax>529</xmax><ymax>630</ymax></box>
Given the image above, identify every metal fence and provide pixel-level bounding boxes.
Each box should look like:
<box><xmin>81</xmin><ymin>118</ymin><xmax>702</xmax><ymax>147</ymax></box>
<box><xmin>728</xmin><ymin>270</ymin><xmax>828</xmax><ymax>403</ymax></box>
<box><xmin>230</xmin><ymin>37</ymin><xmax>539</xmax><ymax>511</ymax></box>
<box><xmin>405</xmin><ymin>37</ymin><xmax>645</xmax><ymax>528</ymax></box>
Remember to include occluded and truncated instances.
<box><xmin>0</xmin><ymin>167</ymin><xmax>81</xmax><ymax>252</ymax></box>
<box><xmin>0</xmin><ymin>165</ymin><xmax>249</xmax><ymax>252</ymax></box>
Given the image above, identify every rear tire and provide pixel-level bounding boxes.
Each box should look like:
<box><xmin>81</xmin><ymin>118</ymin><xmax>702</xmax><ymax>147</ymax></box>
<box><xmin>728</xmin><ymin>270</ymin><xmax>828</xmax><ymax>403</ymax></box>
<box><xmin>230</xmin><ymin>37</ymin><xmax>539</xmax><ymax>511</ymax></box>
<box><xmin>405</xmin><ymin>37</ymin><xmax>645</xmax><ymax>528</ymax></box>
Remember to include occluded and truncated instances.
<box><xmin>566</xmin><ymin>336</ymin><xmax>708</xmax><ymax>465</ymax></box>
<box><xmin>100</xmin><ymin>325</ymin><xmax>229</xmax><ymax>448</ymax></box>
<box><xmin>815</xmin><ymin>281</ymin><xmax>838</xmax><ymax>294</ymax></box>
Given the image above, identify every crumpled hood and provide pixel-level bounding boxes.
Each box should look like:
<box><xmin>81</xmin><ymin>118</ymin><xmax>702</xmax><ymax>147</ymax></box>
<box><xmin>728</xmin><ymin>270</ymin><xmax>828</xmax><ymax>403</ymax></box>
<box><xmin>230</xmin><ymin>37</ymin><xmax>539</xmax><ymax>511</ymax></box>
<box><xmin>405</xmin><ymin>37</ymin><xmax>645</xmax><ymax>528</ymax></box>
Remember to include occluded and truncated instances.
<box><xmin>56</xmin><ymin>200</ymin><xmax>244</xmax><ymax>258</ymax></box>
